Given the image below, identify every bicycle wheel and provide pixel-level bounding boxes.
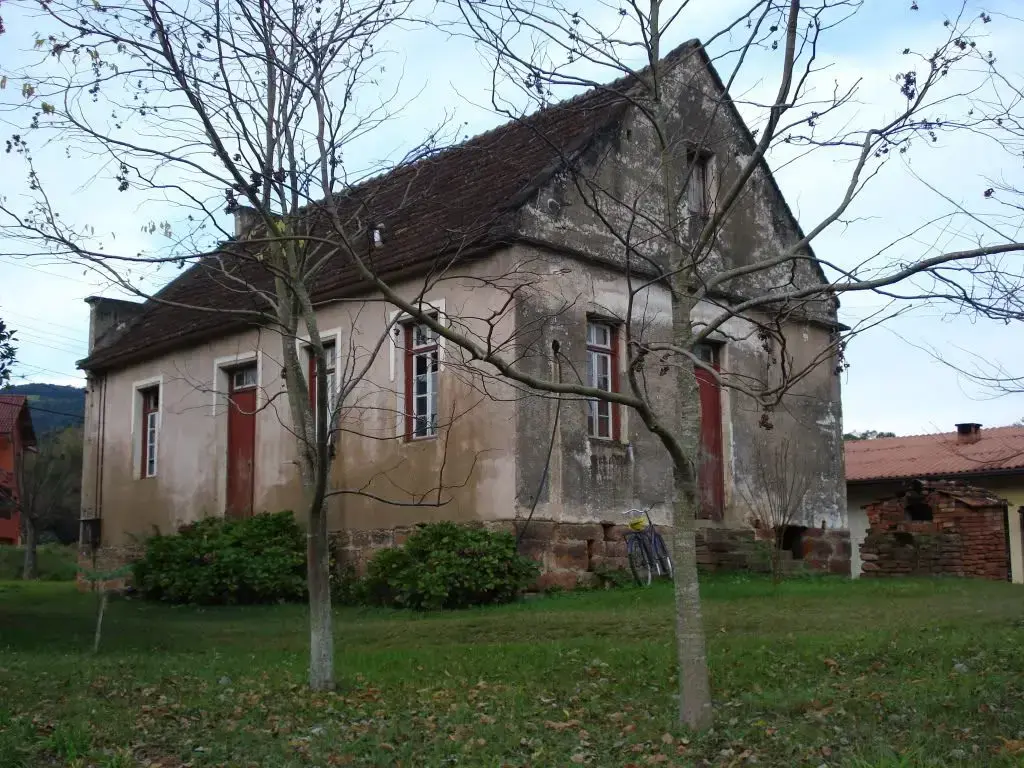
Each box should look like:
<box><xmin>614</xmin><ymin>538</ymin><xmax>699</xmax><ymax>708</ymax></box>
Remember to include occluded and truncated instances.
<box><xmin>652</xmin><ymin>532</ymin><xmax>673</xmax><ymax>580</ymax></box>
<box><xmin>627</xmin><ymin>536</ymin><xmax>653</xmax><ymax>586</ymax></box>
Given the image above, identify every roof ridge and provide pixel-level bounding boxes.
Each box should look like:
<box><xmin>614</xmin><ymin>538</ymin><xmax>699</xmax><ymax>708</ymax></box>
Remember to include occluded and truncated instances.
<box><xmin>846</xmin><ymin>424</ymin><xmax>1024</xmax><ymax>444</ymax></box>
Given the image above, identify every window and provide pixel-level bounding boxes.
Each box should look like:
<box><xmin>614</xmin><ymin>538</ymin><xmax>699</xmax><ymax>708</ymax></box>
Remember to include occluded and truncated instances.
<box><xmin>694</xmin><ymin>342</ymin><xmax>717</xmax><ymax>366</ymax></box>
<box><xmin>232</xmin><ymin>365</ymin><xmax>257</xmax><ymax>391</ymax></box>
<box><xmin>307</xmin><ymin>342</ymin><xmax>336</xmax><ymax>435</ymax></box>
<box><xmin>405</xmin><ymin>321</ymin><xmax>439</xmax><ymax>439</ymax></box>
<box><xmin>140</xmin><ymin>386</ymin><xmax>160</xmax><ymax>478</ymax></box>
<box><xmin>685</xmin><ymin>152</ymin><xmax>712</xmax><ymax>221</ymax></box>
<box><xmin>586</xmin><ymin>320</ymin><xmax>620</xmax><ymax>440</ymax></box>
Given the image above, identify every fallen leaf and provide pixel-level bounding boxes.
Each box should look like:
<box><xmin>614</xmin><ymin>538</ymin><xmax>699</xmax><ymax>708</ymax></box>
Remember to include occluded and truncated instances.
<box><xmin>545</xmin><ymin>719</ymin><xmax>581</xmax><ymax>732</ymax></box>
<box><xmin>661</xmin><ymin>733</ymin><xmax>674</xmax><ymax>745</ymax></box>
<box><xmin>1000</xmin><ymin>738</ymin><xmax>1024</xmax><ymax>755</ymax></box>
<box><xmin>570</xmin><ymin>753</ymin><xmax>586</xmax><ymax>764</ymax></box>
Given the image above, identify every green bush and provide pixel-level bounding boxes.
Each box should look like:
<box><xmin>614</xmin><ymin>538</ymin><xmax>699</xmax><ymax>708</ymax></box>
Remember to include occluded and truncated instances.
<box><xmin>364</xmin><ymin>522</ymin><xmax>539</xmax><ymax>610</ymax></box>
<box><xmin>0</xmin><ymin>544</ymin><xmax>78</xmax><ymax>581</ymax></box>
<box><xmin>133</xmin><ymin>511</ymin><xmax>306</xmax><ymax>604</ymax></box>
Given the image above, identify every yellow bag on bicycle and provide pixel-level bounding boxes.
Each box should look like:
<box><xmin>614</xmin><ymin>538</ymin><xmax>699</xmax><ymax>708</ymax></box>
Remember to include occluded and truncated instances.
<box><xmin>627</xmin><ymin>514</ymin><xmax>649</xmax><ymax>531</ymax></box>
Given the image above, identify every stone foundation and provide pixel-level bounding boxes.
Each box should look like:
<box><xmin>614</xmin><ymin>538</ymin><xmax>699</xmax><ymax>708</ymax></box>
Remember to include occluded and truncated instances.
<box><xmin>331</xmin><ymin>519</ymin><xmax>852</xmax><ymax>586</ymax></box>
<box><xmin>76</xmin><ymin>544</ymin><xmax>143</xmax><ymax>591</ymax></box>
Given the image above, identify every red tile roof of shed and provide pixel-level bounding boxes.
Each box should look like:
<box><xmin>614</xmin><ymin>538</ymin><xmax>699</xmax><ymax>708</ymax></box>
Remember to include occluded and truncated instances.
<box><xmin>844</xmin><ymin>425</ymin><xmax>1024</xmax><ymax>482</ymax></box>
<box><xmin>0</xmin><ymin>395</ymin><xmax>28</xmax><ymax>434</ymax></box>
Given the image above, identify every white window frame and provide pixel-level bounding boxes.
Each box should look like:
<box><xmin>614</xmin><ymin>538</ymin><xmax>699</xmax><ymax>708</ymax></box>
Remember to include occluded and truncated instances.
<box><xmin>211</xmin><ymin>351</ymin><xmax>263</xmax><ymax>416</ymax></box>
<box><xmin>405</xmin><ymin>320</ymin><xmax>440</xmax><ymax>440</ymax></box>
<box><xmin>586</xmin><ymin>321</ymin><xmax>617</xmax><ymax>440</ymax></box>
<box><xmin>131</xmin><ymin>375</ymin><xmax>163</xmax><ymax>480</ymax></box>
<box><xmin>387</xmin><ymin>300</ymin><xmax>447</xmax><ymax>439</ymax></box>
<box><xmin>307</xmin><ymin>338</ymin><xmax>338</xmax><ymax>439</ymax></box>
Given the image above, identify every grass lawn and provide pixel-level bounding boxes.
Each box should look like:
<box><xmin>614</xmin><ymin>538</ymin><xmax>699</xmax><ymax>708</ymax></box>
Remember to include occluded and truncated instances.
<box><xmin>1</xmin><ymin>577</ymin><xmax>1023</xmax><ymax>767</ymax></box>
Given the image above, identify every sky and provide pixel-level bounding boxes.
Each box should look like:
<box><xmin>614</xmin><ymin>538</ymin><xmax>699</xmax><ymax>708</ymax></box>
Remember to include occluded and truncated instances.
<box><xmin>0</xmin><ymin>0</ymin><xmax>1022</xmax><ymax>436</ymax></box>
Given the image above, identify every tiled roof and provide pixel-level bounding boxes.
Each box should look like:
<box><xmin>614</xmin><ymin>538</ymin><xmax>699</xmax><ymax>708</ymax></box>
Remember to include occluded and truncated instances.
<box><xmin>0</xmin><ymin>395</ymin><xmax>28</xmax><ymax>435</ymax></box>
<box><xmin>81</xmin><ymin>43</ymin><xmax>712</xmax><ymax>372</ymax></box>
<box><xmin>845</xmin><ymin>426</ymin><xmax>1024</xmax><ymax>482</ymax></box>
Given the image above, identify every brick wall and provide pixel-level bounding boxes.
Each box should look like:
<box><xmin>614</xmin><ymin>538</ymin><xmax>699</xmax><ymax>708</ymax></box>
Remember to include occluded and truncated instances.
<box><xmin>859</xmin><ymin>484</ymin><xmax>1009</xmax><ymax>581</ymax></box>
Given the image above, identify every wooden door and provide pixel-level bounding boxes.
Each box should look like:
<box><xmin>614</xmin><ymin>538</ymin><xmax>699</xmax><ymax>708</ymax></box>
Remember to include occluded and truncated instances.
<box><xmin>226</xmin><ymin>365</ymin><xmax>257</xmax><ymax>518</ymax></box>
<box><xmin>694</xmin><ymin>345</ymin><xmax>724</xmax><ymax>520</ymax></box>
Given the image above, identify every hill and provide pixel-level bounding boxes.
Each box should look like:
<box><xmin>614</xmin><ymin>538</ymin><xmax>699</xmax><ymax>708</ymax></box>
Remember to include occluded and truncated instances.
<box><xmin>1</xmin><ymin>383</ymin><xmax>86</xmax><ymax>434</ymax></box>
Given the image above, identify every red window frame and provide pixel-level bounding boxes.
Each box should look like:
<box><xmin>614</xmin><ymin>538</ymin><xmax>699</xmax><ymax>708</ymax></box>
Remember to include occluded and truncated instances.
<box><xmin>140</xmin><ymin>386</ymin><xmax>160</xmax><ymax>478</ymax></box>
<box><xmin>307</xmin><ymin>341</ymin><xmax>336</xmax><ymax>437</ymax></box>
<box><xmin>404</xmin><ymin>321</ymin><xmax>439</xmax><ymax>440</ymax></box>
<box><xmin>586</xmin><ymin>320</ymin><xmax>620</xmax><ymax>441</ymax></box>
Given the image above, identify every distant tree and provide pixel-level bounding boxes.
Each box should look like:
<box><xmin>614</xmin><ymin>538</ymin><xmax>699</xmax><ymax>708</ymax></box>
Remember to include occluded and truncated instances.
<box><xmin>18</xmin><ymin>426</ymin><xmax>82</xmax><ymax>579</ymax></box>
<box><xmin>0</xmin><ymin>317</ymin><xmax>15</xmax><ymax>388</ymax></box>
<box><xmin>844</xmin><ymin>430</ymin><xmax>897</xmax><ymax>441</ymax></box>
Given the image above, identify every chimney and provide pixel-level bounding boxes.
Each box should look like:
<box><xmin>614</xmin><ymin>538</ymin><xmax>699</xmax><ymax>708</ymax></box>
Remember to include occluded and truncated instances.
<box><xmin>955</xmin><ymin>422</ymin><xmax>982</xmax><ymax>445</ymax></box>
<box><xmin>84</xmin><ymin>296</ymin><xmax>144</xmax><ymax>354</ymax></box>
<box><xmin>233</xmin><ymin>205</ymin><xmax>261</xmax><ymax>238</ymax></box>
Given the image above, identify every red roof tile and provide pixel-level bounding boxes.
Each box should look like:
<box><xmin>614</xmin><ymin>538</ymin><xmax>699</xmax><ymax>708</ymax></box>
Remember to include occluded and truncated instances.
<box><xmin>845</xmin><ymin>426</ymin><xmax>1024</xmax><ymax>482</ymax></box>
<box><xmin>0</xmin><ymin>395</ymin><xmax>28</xmax><ymax>435</ymax></box>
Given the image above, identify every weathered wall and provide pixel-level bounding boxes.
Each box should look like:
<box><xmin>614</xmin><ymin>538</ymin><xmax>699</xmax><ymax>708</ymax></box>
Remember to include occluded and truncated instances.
<box><xmin>511</xmin><ymin>49</ymin><xmax>845</xmax><ymax>531</ymax></box>
<box><xmin>507</xmin><ymin>250</ymin><xmax>844</xmax><ymax>530</ymax></box>
<box><xmin>859</xmin><ymin>485</ymin><xmax>1010</xmax><ymax>581</ymax></box>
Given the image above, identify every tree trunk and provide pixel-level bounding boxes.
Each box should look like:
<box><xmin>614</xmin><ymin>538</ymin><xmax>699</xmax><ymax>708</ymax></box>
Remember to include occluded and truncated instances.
<box><xmin>306</xmin><ymin>497</ymin><xmax>334</xmax><ymax>690</ymax></box>
<box><xmin>668</xmin><ymin>452</ymin><xmax>713</xmax><ymax>730</ymax></box>
<box><xmin>22</xmin><ymin>515</ymin><xmax>37</xmax><ymax>580</ymax></box>
<box><xmin>668</xmin><ymin>291</ymin><xmax>713</xmax><ymax>730</ymax></box>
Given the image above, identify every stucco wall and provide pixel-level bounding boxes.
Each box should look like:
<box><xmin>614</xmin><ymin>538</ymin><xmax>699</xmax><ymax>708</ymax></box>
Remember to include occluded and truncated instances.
<box><xmin>80</xmin><ymin>263</ymin><xmax>519</xmax><ymax>548</ymax></box>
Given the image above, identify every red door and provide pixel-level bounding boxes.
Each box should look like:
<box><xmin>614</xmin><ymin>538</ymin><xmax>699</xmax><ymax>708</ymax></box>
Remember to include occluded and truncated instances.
<box><xmin>694</xmin><ymin>345</ymin><xmax>724</xmax><ymax>520</ymax></box>
<box><xmin>226</xmin><ymin>365</ymin><xmax>257</xmax><ymax>518</ymax></box>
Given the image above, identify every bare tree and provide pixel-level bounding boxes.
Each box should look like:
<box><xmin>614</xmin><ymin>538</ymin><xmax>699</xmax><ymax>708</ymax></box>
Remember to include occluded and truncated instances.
<box><xmin>0</xmin><ymin>0</ymin><xmax>476</xmax><ymax>691</ymax></box>
<box><xmin>321</xmin><ymin>1</ymin><xmax>1024</xmax><ymax>730</ymax></box>
<box><xmin>18</xmin><ymin>426</ymin><xmax>82</xmax><ymax>579</ymax></box>
<box><xmin>5</xmin><ymin>0</ymin><xmax>1024</xmax><ymax>731</ymax></box>
<box><xmin>737</xmin><ymin>435</ymin><xmax>811</xmax><ymax>584</ymax></box>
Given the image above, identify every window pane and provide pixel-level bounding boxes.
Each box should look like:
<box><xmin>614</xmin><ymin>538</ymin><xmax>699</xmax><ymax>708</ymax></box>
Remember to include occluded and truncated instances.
<box><xmin>597</xmin><ymin>353</ymin><xmax>611</xmax><ymax>391</ymax></box>
<box><xmin>587</xmin><ymin>322</ymin><xmax>611</xmax><ymax>348</ymax></box>
<box><xmin>694</xmin><ymin>343</ymin><xmax>716</xmax><ymax>364</ymax></box>
<box><xmin>146</xmin><ymin>412</ymin><xmax>158</xmax><ymax>476</ymax></box>
<box><xmin>687</xmin><ymin>158</ymin><xmax>708</xmax><ymax>215</ymax></box>
<box><xmin>413</xmin><ymin>324</ymin><xmax>437</xmax><ymax>348</ymax></box>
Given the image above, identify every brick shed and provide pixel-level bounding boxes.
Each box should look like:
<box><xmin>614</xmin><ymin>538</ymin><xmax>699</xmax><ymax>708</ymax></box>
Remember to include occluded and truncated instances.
<box><xmin>859</xmin><ymin>481</ymin><xmax>1010</xmax><ymax>581</ymax></box>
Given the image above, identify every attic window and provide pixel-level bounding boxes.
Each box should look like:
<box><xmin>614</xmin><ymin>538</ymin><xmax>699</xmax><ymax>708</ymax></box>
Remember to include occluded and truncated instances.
<box><xmin>685</xmin><ymin>152</ymin><xmax>712</xmax><ymax>221</ymax></box>
<box><xmin>372</xmin><ymin>225</ymin><xmax>384</xmax><ymax>248</ymax></box>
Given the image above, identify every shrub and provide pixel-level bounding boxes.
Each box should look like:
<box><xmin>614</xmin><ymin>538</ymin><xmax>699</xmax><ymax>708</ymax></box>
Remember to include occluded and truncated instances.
<box><xmin>133</xmin><ymin>511</ymin><xmax>306</xmax><ymax>604</ymax></box>
<box><xmin>364</xmin><ymin>522</ymin><xmax>539</xmax><ymax>610</ymax></box>
<box><xmin>329</xmin><ymin>562</ymin><xmax>368</xmax><ymax>606</ymax></box>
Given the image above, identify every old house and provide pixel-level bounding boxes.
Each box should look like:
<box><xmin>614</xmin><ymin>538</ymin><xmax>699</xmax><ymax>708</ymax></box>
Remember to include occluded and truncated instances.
<box><xmin>0</xmin><ymin>395</ymin><xmax>38</xmax><ymax>545</ymax></box>
<box><xmin>846</xmin><ymin>424</ymin><xmax>1024</xmax><ymax>582</ymax></box>
<box><xmin>78</xmin><ymin>42</ymin><xmax>848</xmax><ymax>582</ymax></box>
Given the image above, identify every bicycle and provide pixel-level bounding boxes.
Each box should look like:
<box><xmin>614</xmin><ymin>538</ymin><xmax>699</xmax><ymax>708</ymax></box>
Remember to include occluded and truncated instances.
<box><xmin>623</xmin><ymin>508</ymin><xmax>673</xmax><ymax>586</ymax></box>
